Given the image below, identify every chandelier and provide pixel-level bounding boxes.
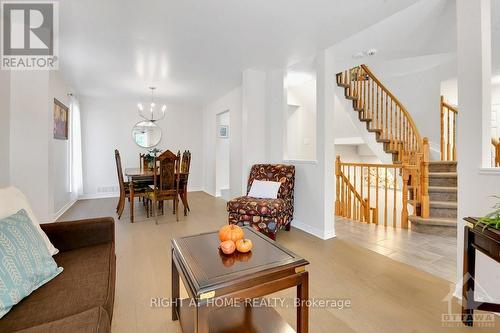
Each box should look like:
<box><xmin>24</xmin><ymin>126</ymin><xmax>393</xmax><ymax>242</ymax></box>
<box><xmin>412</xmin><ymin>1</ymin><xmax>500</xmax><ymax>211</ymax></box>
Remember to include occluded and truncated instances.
<box><xmin>137</xmin><ymin>87</ymin><xmax>166</xmax><ymax>122</ymax></box>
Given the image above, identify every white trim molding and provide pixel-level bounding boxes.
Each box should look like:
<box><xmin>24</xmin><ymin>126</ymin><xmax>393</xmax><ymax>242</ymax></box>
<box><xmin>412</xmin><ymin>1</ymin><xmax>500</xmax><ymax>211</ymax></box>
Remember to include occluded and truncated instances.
<box><xmin>291</xmin><ymin>219</ymin><xmax>336</xmax><ymax>240</ymax></box>
<box><xmin>52</xmin><ymin>199</ymin><xmax>77</xmax><ymax>222</ymax></box>
<box><xmin>479</xmin><ymin>168</ymin><xmax>500</xmax><ymax>175</ymax></box>
<box><xmin>78</xmin><ymin>192</ymin><xmax>119</xmax><ymax>200</ymax></box>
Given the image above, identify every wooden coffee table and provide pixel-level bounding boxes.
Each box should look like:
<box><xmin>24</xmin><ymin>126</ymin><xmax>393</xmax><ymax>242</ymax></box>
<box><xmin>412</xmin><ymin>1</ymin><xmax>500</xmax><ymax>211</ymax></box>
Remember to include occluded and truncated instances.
<box><xmin>171</xmin><ymin>227</ymin><xmax>310</xmax><ymax>333</ymax></box>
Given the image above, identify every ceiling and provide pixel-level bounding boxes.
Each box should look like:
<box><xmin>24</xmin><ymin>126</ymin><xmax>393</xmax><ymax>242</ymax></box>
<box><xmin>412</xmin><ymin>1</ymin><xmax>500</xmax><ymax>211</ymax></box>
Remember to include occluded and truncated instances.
<box><xmin>59</xmin><ymin>0</ymin><xmax>500</xmax><ymax>107</ymax></box>
<box><xmin>59</xmin><ymin>0</ymin><xmax>420</xmax><ymax>106</ymax></box>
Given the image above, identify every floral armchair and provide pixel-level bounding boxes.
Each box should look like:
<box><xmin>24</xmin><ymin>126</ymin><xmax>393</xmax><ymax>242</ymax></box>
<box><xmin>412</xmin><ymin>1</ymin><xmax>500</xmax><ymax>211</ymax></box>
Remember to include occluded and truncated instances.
<box><xmin>227</xmin><ymin>164</ymin><xmax>295</xmax><ymax>240</ymax></box>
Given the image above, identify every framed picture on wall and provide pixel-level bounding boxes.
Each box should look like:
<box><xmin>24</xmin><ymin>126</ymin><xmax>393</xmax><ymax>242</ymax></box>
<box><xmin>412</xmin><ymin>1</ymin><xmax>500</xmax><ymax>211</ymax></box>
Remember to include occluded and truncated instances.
<box><xmin>53</xmin><ymin>98</ymin><xmax>69</xmax><ymax>140</ymax></box>
<box><xmin>218</xmin><ymin>125</ymin><xmax>229</xmax><ymax>138</ymax></box>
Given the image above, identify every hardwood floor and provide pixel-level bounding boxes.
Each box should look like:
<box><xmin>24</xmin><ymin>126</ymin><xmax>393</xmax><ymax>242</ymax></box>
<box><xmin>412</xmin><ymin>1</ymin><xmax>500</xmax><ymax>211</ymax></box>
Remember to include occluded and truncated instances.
<box><xmin>59</xmin><ymin>192</ymin><xmax>499</xmax><ymax>332</ymax></box>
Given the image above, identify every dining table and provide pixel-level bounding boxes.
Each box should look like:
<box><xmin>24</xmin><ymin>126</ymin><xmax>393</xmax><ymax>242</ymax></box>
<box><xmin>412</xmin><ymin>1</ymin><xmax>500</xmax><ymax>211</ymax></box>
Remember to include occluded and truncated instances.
<box><xmin>124</xmin><ymin>168</ymin><xmax>189</xmax><ymax>223</ymax></box>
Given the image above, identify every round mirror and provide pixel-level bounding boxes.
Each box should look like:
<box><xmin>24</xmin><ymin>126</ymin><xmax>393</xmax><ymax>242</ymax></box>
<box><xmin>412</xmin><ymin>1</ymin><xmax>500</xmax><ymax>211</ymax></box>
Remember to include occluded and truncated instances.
<box><xmin>132</xmin><ymin>121</ymin><xmax>162</xmax><ymax>148</ymax></box>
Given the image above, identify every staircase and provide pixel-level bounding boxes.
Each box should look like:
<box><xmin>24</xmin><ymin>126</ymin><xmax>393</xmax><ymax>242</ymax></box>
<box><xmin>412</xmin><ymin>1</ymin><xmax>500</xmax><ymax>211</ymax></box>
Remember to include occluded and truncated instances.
<box><xmin>409</xmin><ymin>161</ymin><xmax>457</xmax><ymax>236</ymax></box>
<box><xmin>336</xmin><ymin>65</ymin><xmax>457</xmax><ymax>236</ymax></box>
<box><xmin>336</xmin><ymin>65</ymin><xmax>423</xmax><ymax>165</ymax></box>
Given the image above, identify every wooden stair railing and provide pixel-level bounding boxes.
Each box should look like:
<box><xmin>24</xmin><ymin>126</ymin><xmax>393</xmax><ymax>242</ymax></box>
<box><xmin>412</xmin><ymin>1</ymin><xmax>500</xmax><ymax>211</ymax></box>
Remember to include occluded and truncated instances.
<box><xmin>440</xmin><ymin>96</ymin><xmax>458</xmax><ymax>161</ymax></box>
<box><xmin>493</xmin><ymin>138</ymin><xmax>500</xmax><ymax>167</ymax></box>
<box><xmin>335</xmin><ymin>156</ymin><xmax>411</xmax><ymax>228</ymax></box>
<box><xmin>336</xmin><ymin>65</ymin><xmax>430</xmax><ymax>220</ymax></box>
<box><xmin>335</xmin><ymin>156</ymin><xmax>378</xmax><ymax>225</ymax></box>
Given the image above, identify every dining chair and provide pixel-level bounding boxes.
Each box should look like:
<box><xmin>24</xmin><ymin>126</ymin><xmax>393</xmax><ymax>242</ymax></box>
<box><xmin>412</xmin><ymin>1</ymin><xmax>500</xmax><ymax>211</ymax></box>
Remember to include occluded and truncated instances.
<box><xmin>115</xmin><ymin>149</ymin><xmax>149</xmax><ymax>220</ymax></box>
<box><xmin>179</xmin><ymin>150</ymin><xmax>191</xmax><ymax>215</ymax></box>
<box><xmin>139</xmin><ymin>153</ymin><xmax>147</xmax><ymax>171</ymax></box>
<box><xmin>146</xmin><ymin>150</ymin><xmax>181</xmax><ymax>224</ymax></box>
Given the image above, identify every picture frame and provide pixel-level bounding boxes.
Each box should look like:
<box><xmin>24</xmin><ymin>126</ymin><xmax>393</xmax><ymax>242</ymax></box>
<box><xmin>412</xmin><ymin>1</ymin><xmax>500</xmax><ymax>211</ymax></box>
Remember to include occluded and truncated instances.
<box><xmin>218</xmin><ymin>125</ymin><xmax>229</xmax><ymax>138</ymax></box>
<box><xmin>53</xmin><ymin>98</ymin><xmax>69</xmax><ymax>140</ymax></box>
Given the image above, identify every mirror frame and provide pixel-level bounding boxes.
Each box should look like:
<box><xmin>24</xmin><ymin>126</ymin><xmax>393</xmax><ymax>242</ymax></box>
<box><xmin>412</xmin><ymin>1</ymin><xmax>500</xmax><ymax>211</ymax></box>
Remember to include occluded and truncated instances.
<box><xmin>131</xmin><ymin>120</ymin><xmax>162</xmax><ymax>148</ymax></box>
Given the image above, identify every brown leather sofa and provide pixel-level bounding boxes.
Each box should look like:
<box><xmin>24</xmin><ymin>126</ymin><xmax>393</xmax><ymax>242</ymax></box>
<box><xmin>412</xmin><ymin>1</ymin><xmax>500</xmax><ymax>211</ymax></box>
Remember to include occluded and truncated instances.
<box><xmin>0</xmin><ymin>217</ymin><xmax>116</xmax><ymax>333</ymax></box>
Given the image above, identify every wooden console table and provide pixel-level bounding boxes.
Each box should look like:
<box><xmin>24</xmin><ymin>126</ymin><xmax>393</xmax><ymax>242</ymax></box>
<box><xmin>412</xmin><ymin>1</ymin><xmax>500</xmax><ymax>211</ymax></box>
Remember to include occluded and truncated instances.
<box><xmin>462</xmin><ymin>217</ymin><xmax>500</xmax><ymax>326</ymax></box>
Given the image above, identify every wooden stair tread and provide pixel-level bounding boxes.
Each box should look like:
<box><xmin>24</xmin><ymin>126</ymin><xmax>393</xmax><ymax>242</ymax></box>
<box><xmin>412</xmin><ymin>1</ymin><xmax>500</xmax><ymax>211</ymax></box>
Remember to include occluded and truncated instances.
<box><xmin>429</xmin><ymin>201</ymin><xmax>457</xmax><ymax>208</ymax></box>
<box><xmin>376</xmin><ymin>138</ymin><xmax>390</xmax><ymax>143</ymax></box>
<box><xmin>429</xmin><ymin>161</ymin><xmax>457</xmax><ymax>165</ymax></box>
<box><xmin>408</xmin><ymin>186</ymin><xmax>457</xmax><ymax>192</ymax></box>
<box><xmin>429</xmin><ymin>186</ymin><xmax>457</xmax><ymax>192</ymax></box>
<box><xmin>408</xmin><ymin>216</ymin><xmax>457</xmax><ymax>227</ymax></box>
<box><xmin>429</xmin><ymin>172</ymin><xmax>457</xmax><ymax>178</ymax></box>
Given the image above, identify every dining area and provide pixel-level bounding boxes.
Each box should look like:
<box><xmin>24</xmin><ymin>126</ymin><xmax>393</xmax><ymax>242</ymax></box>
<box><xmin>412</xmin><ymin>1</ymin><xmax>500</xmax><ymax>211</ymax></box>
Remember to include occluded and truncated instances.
<box><xmin>114</xmin><ymin>149</ymin><xmax>192</xmax><ymax>223</ymax></box>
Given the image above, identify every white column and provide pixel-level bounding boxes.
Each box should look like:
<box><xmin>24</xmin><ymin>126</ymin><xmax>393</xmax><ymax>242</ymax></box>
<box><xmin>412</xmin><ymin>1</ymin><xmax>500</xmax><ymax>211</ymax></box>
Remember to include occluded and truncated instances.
<box><xmin>316</xmin><ymin>50</ymin><xmax>336</xmax><ymax>239</ymax></box>
<box><xmin>241</xmin><ymin>69</ymin><xmax>267</xmax><ymax>193</ymax></box>
<box><xmin>265</xmin><ymin>69</ymin><xmax>286</xmax><ymax>163</ymax></box>
<box><xmin>456</xmin><ymin>0</ymin><xmax>500</xmax><ymax>302</ymax></box>
<box><xmin>457</xmin><ymin>0</ymin><xmax>492</xmax><ymax>171</ymax></box>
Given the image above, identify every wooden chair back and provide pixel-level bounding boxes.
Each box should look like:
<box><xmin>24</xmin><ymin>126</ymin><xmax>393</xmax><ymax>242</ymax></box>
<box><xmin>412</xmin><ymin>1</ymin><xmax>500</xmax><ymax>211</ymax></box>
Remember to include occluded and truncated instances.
<box><xmin>139</xmin><ymin>153</ymin><xmax>148</xmax><ymax>171</ymax></box>
<box><xmin>153</xmin><ymin>150</ymin><xmax>180</xmax><ymax>197</ymax></box>
<box><xmin>181</xmin><ymin>150</ymin><xmax>191</xmax><ymax>173</ymax></box>
<box><xmin>115</xmin><ymin>149</ymin><xmax>126</xmax><ymax>196</ymax></box>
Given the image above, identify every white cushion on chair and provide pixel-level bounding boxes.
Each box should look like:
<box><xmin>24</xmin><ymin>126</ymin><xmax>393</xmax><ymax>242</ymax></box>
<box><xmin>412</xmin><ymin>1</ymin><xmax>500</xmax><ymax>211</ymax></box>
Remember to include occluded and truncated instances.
<box><xmin>248</xmin><ymin>180</ymin><xmax>281</xmax><ymax>199</ymax></box>
<box><xmin>0</xmin><ymin>187</ymin><xmax>59</xmax><ymax>256</ymax></box>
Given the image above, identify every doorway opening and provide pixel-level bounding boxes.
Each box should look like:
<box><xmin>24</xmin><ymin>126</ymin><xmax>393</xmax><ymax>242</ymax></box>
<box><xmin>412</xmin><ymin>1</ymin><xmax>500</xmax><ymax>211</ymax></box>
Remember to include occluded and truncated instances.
<box><xmin>215</xmin><ymin>110</ymin><xmax>230</xmax><ymax>200</ymax></box>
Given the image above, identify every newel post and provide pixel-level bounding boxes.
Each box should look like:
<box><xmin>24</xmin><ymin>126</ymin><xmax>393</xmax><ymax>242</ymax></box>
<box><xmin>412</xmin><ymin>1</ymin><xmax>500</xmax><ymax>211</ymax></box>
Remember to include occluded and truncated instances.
<box><xmin>420</xmin><ymin>138</ymin><xmax>430</xmax><ymax>218</ymax></box>
<box><xmin>335</xmin><ymin>156</ymin><xmax>341</xmax><ymax>215</ymax></box>
<box><xmin>363</xmin><ymin>198</ymin><xmax>370</xmax><ymax>224</ymax></box>
<box><xmin>401</xmin><ymin>155</ymin><xmax>409</xmax><ymax>229</ymax></box>
<box><xmin>440</xmin><ymin>96</ymin><xmax>445</xmax><ymax>161</ymax></box>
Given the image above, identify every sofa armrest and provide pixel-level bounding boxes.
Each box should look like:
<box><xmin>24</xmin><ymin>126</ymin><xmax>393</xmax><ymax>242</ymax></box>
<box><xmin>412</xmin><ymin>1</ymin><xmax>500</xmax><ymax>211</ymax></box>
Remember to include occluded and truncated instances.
<box><xmin>41</xmin><ymin>217</ymin><xmax>115</xmax><ymax>252</ymax></box>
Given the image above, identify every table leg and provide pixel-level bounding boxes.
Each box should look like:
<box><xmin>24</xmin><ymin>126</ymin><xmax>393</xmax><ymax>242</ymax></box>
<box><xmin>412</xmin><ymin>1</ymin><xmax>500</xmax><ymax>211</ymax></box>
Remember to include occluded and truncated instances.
<box><xmin>171</xmin><ymin>252</ymin><xmax>180</xmax><ymax>321</ymax></box>
<box><xmin>462</xmin><ymin>228</ymin><xmax>476</xmax><ymax>327</ymax></box>
<box><xmin>297</xmin><ymin>271</ymin><xmax>309</xmax><ymax>333</ymax></box>
<box><xmin>129</xmin><ymin>180</ymin><xmax>134</xmax><ymax>223</ymax></box>
<box><xmin>196</xmin><ymin>304</ymin><xmax>209</xmax><ymax>333</ymax></box>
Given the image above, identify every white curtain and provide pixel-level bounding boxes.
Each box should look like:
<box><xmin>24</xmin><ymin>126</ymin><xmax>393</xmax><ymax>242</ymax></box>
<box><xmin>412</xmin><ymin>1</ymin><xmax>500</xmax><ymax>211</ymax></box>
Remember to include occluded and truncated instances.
<box><xmin>70</xmin><ymin>96</ymin><xmax>83</xmax><ymax>197</ymax></box>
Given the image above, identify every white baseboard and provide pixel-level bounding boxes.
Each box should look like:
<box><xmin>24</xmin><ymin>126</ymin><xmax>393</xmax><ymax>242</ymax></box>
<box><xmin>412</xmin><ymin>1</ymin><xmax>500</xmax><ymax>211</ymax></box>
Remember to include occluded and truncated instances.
<box><xmin>79</xmin><ymin>187</ymin><xmax>205</xmax><ymax>201</ymax></box>
<box><xmin>291</xmin><ymin>219</ymin><xmax>336</xmax><ymax>240</ymax></box>
<box><xmin>79</xmin><ymin>192</ymin><xmax>119</xmax><ymax>200</ymax></box>
<box><xmin>202</xmin><ymin>190</ymin><xmax>217</xmax><ymax>197</ymax></box>
<box><xmin>52</xmin><ymin>199</ymin><xmax>77</xmax><ymax>222</ymax></box>
<box><xmin>187</xmin><ymin>186</ymin><xmax>204</xmax><ymax>192</ymax></box>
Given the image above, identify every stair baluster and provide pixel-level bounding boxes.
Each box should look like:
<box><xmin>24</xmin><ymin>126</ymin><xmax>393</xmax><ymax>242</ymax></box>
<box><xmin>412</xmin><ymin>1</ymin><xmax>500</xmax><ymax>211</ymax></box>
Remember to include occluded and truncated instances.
<box><xmin>440</xmin><ymin>95</ymin><xmax>458</xmax><ymax>161</ymax></box>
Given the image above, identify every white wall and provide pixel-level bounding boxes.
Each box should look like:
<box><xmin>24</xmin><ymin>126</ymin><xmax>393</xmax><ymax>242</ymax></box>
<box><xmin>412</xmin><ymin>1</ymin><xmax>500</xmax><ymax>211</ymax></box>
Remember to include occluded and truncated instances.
<box><xmin>0</xmin><ymin>71</ymin><xmax>10</xmax><ymax>188</ymax></box>
<box><xmin>202</xmin><ymin>55</ymin><xmax>336</xmax><ymax>240</ymax></box>
<box><xmin>7</xmin><ymin>70</ymin><xmax>75</xmax><ymax>222</ymax></box>
<box><xmin>49</xmin><ymin>71</ymin><xmax>74</xmax><ymax>215</ymax></box>
<box><xmin>9</xmin><ymin>72</ymin><xmax>52</xmax><ymax>221</ymax></box>
<box><xmin>80</xmin><ymin>97</ymin><xmax>203</xmax><ymax>197</ymax></box>
<box><xmin>456</xmin><ymin>0</ymin><xmax>500</xmax><ymax>303</ymax></box>
<box><xmin>286</xmin><ymin>79</ymin><xmax>317</xmax><ymax>161</ymax></box>
<box><xmin>377</xmin><ymin>61</ymin><xmax>457</xmax><ymax>152</ymax></box>
<box><xmin>289</xmin><ymin>51</ymin><xmax>336</xmax><ymax>239</ymax></box>
<box><xmin>241</xmin><ymin>69</ymin><xmax>268</xmax><ymax>192</ymax></box>
<box><xmin>335</xmin><ymin>145</ymin><xmax>380</xmax><ymax>164</ymax></box>
<box><xmin>203</xmin><ymin>87</ymin><xmax>243</xmax><ymax>198</ymax></box>
<box><xmin>215</xmin><ymin>111</ymin><xmax>230</xmax><ymax>196</ymax></box>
